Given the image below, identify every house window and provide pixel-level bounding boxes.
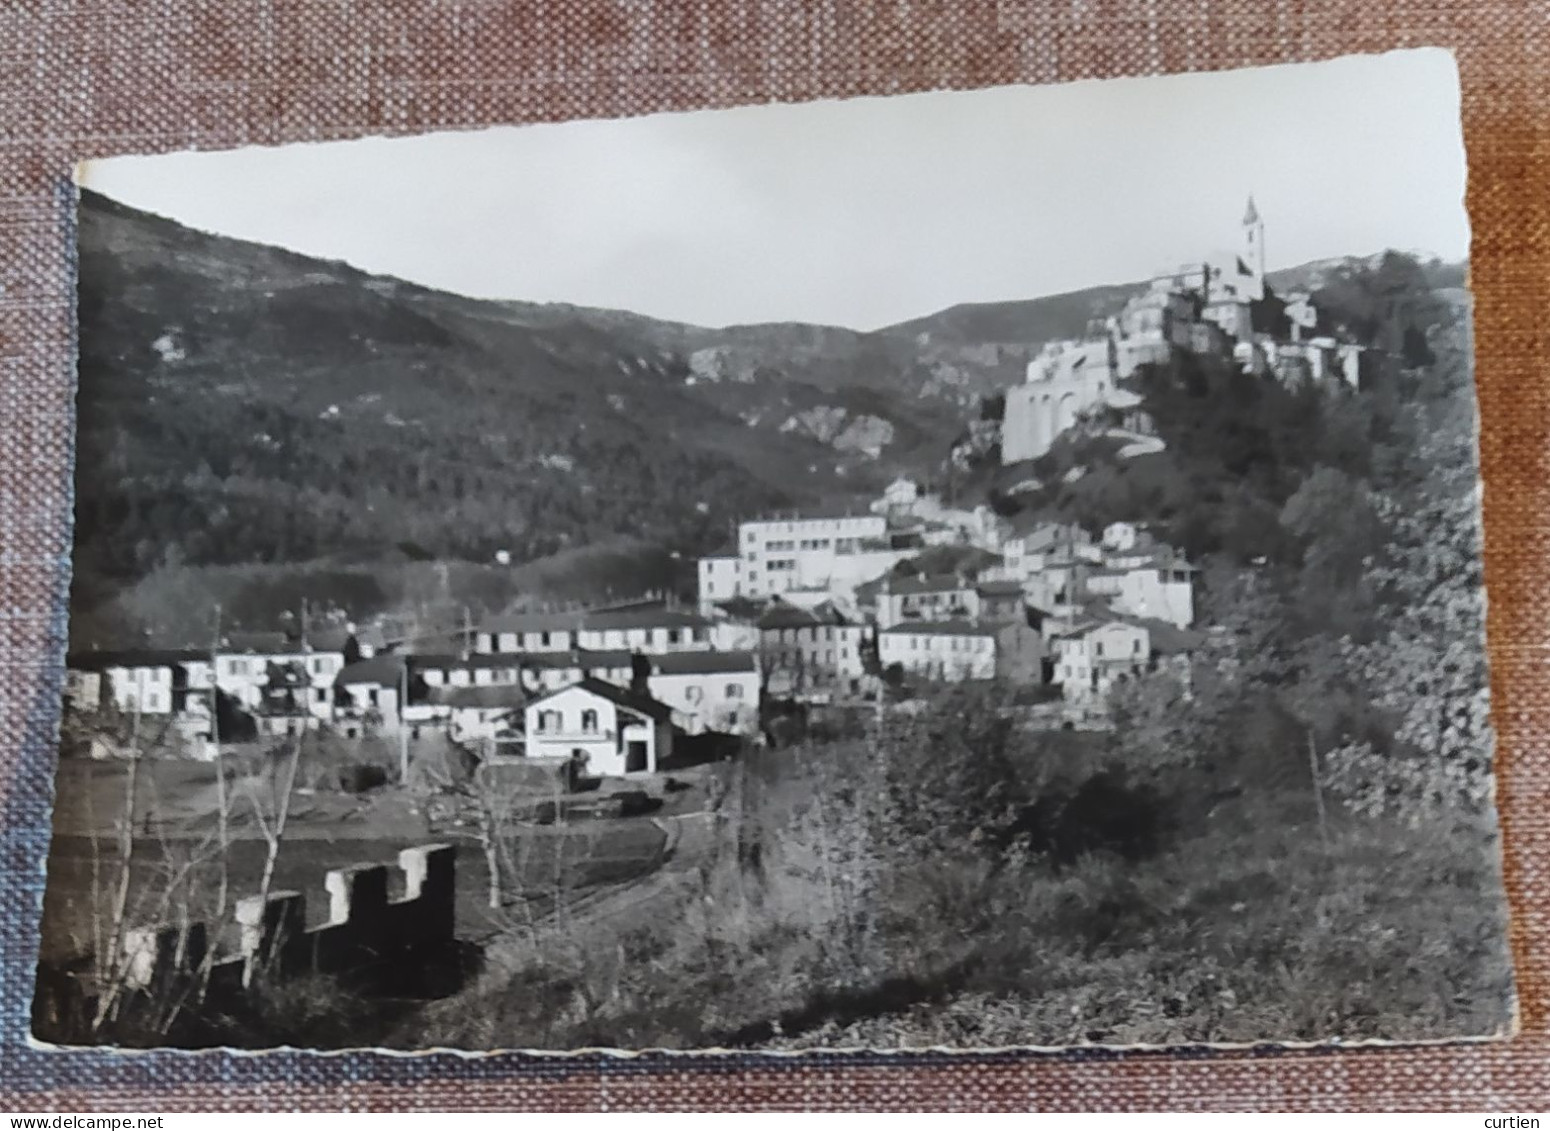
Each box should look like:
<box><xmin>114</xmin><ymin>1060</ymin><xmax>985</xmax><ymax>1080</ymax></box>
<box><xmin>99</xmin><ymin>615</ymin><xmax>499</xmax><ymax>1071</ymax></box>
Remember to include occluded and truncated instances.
<box><xmin>686</xmin><ymin>686</ymin><xmax>703</xmax><ymax>704</ymax></box>
<box><xmin>367</xmin><ymin>688</ymin><xmax>378</xmax><ymax>706</ymax></box>
<box><xmin>314</xmin><ymin>688</ymin><xmax>327</xmax><ymax>703</ymax></box>
<box><xmin>726</xmin><ymin>683</ymin><xmax>743</xmax><ymax>699</ymax></box>
<box><xmin>580</xmin><ymin>709</ymin><xmax>599</xmax><ymax>734</ymax></box>
<box><xmin>1095</xmin><ymin>642</ymin><xmax>1104</xmax><ymax>658</ymax></box>
<box><xmin>540</xmin><ymin>631</ymin><xmax>551</xmax><ymax>647</ymax></box>
<box><xmin>1133</xmin><ymin>639</ymin><xmax>1142</xmax><ymax>654</ymax></box>
<box><xmin>667</xmin><ymin>628</ymin><xmax>680</xmax><ymax>645</ymax></box>
<box><xmin>538</xmin><ymin>710</ymin><xmax>561</xmax><ymax>733</ymax></box>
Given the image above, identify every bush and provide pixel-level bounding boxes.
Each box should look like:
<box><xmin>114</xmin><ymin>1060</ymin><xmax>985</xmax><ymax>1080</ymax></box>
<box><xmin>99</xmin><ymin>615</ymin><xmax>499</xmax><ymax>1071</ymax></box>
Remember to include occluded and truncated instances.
<box><xmin>1009</xmin><ymin>771</ymin><xmax>1171</xmax><ymax>865</ymax></box>
<box><xmin>337</xmin><ymin>762</ymin><xmax>389</xmax><ymax>793</ymax></box>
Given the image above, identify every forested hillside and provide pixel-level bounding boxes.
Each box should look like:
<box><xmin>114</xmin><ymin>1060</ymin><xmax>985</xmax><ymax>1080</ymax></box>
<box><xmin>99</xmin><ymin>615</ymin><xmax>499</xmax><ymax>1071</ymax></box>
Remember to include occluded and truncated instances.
<box><xmin>402</xmin><ymin>254</ymin><xmax>1509</xmax><ymax>1052</ymax></box>
<box><xmin>71</xmin><ymin>190</ymin><xmax>1463</xmax><ymax>644</ymax></box>
<box><xmin>990</xmin><ymin>251</ymin><xmax>1459</xmax><ymax>569</ymax></box>
<box><xmin>74</xmin><ymin>192</ymin><xmax>1111</xmax><ymax>594</ymax></box>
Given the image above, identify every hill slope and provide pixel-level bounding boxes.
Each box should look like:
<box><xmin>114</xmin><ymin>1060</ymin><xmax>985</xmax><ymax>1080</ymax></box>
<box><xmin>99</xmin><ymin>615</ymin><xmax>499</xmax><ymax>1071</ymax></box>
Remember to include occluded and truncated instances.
<box><xmin>72</xmin><ymin>192</ymin><xmax>1125</xmax><ymax>591</ymax></box>
<box><xmin>77</xmin><ymin>191</ymin><xmax>1441</xmax><ymax>611</ymax></box>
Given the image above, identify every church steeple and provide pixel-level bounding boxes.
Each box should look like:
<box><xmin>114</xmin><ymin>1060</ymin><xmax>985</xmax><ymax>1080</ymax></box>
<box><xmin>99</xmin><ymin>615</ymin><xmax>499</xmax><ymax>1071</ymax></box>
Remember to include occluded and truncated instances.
<box><xmin>1242</xmin><ymin>194</ymin><xmax>1265</xmax><ymax>300</ymax></box>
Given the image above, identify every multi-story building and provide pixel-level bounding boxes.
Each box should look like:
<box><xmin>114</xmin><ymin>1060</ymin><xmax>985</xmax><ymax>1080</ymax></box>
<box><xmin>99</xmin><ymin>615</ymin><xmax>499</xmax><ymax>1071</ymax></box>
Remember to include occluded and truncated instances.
<box><xmin>642</xmin><ymin>651</ymin><xmax>760</xmax><ymax>736</ymax></box>
<box><xmin>698</xmin><ymin>556</ymin><xmax>743</xmax><ymax>614</ymax></box>
<box><xmin>992</xmin><ymin>521</ymin><xmax>1099</xmax><ymax>583</ymax></box>
<box><xmin>758</xmin><ymin>603</ymin><xmax>872</xmax><ymax>695</ymax></box>
<box><xmin>1049</xmin><ymin>620</ymin><xmax>1151</xmax><ymax>702</ymax></box>
<box><xmin>1110</xmin><ymin>555</ymin><xmax>1197</xmax><ymax>629</ymax></box>
<box><xmin>877</xmin><ymin>620</ymin><xmax>1045</xmax><ymax>684</ymax></box>
<box><xmin>877</xmin><ymin>622</ymin><xmax>999</xmax><ymax>682</ymax></box>
<box><xmin>698</xmin><ymin>511</ymin><xmax>903</xmax><ymax>608</ymax></box>
<box><xmin>430</xmin><ymin>684</ymin><xmax>527</xmax><ymax>747</ymax></box>
<box><xmin>332</xmin><ymin>655</ymin><xmax>406</xmax><ymax>738</ymax></box>
<box><xmin>64</xmin><ymin>650</ymin><xmax>220</xmax><ymax>758</ymax></box>
<box><xmin>472</xmin><ymin>607</ymin><xmax>717</xmax><ymax>655</ymax></box>
<box><xmin>411</xmin><ymin>653</ymin><xmax>525</xmax><ymax>689</ymax></box>
<box><xmin>413</xmin><ymin>647</ymin><xmax>761</xmax><ymax>737</ymax></box>
<box><xmin>214</xmin><ymin>636</ymin><xmax>344</xmax><ymax>723</ymax></box>
<box><xmin>974</xmin><ymin>579</ymin><xmax>1029</xmax><ymax>625</ymax></box>
<box><xmin>66</xmin><ymin>650</ymin><xmax>195</xmax><ymax>716</ymax></box>
<box><xmin>875</xmin><ymin>574</ymin><xmax>979</xmax><ymax>629</ymax></box>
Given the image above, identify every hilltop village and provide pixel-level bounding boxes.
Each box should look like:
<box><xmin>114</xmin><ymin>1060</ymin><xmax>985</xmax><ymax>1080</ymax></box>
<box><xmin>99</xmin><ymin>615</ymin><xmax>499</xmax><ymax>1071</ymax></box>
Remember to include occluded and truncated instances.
<box><xmin>63</xmin><ymin>201</ymin><xmax>1369</xmax><ymax>778</ymax></box>
<box><xmin>1000</xmin><ymin>197</ymin><xmax>1365</xmax><ymax>464</ymax></box>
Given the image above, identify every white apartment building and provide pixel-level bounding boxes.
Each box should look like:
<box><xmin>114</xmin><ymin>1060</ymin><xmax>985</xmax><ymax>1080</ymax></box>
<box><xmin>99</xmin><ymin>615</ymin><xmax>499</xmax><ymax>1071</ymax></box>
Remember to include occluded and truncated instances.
<box><xmin>723</xmin><ymin>512</ymin><xmax>894</xmax><ymax>601</ymax></box>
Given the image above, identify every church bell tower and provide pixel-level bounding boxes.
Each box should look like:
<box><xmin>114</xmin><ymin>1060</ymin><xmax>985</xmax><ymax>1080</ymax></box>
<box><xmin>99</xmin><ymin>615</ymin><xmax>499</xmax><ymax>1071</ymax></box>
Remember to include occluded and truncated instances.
<box><xmin>1242</xmin><ymin>195</ymin><xmax>1266</xmax><ymax>301</ymax></box>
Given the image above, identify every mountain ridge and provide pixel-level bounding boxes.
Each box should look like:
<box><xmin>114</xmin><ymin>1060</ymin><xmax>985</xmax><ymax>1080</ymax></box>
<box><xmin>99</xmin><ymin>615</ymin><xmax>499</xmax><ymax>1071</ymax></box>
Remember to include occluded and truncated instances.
<box><xmin>73</xmin><ymin>188</ymin><xmax>1452</xmax><ymax>601</ymax></box>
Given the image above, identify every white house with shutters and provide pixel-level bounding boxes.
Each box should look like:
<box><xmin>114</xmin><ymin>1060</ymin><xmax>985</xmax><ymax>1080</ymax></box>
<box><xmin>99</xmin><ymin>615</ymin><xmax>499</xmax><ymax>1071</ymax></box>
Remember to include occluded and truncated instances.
<box><xmin>523</xmin><ymin>678</ymin><xmax>674</xmax><ymax>777</ymax></box>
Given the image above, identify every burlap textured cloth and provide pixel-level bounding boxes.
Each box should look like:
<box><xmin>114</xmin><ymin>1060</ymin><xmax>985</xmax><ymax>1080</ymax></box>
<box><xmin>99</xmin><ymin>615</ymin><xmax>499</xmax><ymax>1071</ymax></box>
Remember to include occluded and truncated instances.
<box><xmin>0</xmin><ymin>0</ymin><xmax>1545</xmax><ymax>1112</ymax></box>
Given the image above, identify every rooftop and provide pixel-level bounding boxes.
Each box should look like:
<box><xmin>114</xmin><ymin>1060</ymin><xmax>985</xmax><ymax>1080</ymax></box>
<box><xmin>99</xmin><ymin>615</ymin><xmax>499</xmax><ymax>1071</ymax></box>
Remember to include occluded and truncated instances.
<box><xmin>648</xmin><ymin>650</ymin><xmax>758</xmax><ymax>676</ymax></box>
<box><xmin>758</xmin><ymin>601</ymin><xmax>852</xmax><ymax>630</ymax></box>
<box><xmin>67</xmin><ymin>649</ymin><xmax>207</xmax><ymax>671</ymax></box>
<box><xmin>519</xmin><ymin>649</ymin><xmax>637</xmax><ymax>671</ymax></box>
<box><xmin>408</xmin><ymin>652</ymin><xmax>527</xmax><ymax>671</ymax></box>
<box><xmin>528</xmin><ymin>677</ymin><xmax>675</xmax><ymax>723</ymax></box>
<box><xmin>711</xmin><ymin>596</ymin><xmax>766</xmax><ymax>621</ymax></box>
<box><xmin>885</xmin><ymin>573</ymin><xmax>973</xmax><ymax>596</ymax></box>
<box><xmin>334</xmin><ymin>655</ymin><xmax>406</xmax><ymax>688</ymax></box>
<box><xmin>427</xmin><ymin>684</ymin><xmax>530</xmax><ymax>710</ymax></box>
<box><xmin>880</xmin><ymin>620</ymin><xmax>997</xmax><ymax>638</ymax></box>
<box><xmin>975</xmin><ymin>579</ymin><xmax>1026</xmax><ymax>597</ymax></box>
<box><xmin>744</xmin><ymin>506</ymin><xmax>885</xmax><ymax>525</ymax></box>
<box><xmin>480</xmin><ymin>607</ymin><xmax>713</xmax><ymax>635</ymax></box>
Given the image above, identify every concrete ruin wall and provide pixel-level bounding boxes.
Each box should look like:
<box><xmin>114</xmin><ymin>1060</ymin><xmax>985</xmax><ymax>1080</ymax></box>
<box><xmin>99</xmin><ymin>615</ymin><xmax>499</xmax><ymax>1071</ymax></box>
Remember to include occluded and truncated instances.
<box><xmin>119</xmin><ymin>843</ymin><xmax>457</xmax><ymax>996</ymax></box>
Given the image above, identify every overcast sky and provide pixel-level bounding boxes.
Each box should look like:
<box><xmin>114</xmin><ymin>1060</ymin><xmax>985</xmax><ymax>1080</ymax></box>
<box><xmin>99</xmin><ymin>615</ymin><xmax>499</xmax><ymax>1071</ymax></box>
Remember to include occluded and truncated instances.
<box><xmin>79</xmin><ymin>49</ymin><xmax>1466</xmax><ymax>332</ymax></box>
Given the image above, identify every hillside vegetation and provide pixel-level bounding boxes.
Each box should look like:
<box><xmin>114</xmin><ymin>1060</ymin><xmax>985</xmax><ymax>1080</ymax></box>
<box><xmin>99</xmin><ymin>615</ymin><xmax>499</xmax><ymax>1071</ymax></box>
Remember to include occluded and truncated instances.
<box><xmin>72</xmin><ymin>192</ymin><xmax>1108</xmax><ymax>636</ymax></box>
<box><xmin>400</xmin><ymin>256</ymin><xmax>1510</xmax><ymax>1051</ymax></box>
<box><xmin>72</xmin><ymin>191</ymin><xmax>1462</xmax><ymax>645</ymax></box>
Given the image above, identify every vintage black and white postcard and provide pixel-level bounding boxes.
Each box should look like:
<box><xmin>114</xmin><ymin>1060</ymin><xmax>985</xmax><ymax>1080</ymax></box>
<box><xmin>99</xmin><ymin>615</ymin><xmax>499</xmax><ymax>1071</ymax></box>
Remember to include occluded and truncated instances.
<box><xmin>34</xmin><ymin>47</ymin><xmax>1515</xmax><ymax>1052</ymax></box>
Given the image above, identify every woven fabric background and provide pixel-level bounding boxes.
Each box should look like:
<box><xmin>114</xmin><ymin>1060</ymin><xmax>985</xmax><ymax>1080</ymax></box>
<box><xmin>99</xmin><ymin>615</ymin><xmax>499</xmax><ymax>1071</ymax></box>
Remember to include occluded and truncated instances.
<box><xmin>0</xmin><ymin>0</ymin><xmax>1545</xmax><ymax>1112</ymax></box>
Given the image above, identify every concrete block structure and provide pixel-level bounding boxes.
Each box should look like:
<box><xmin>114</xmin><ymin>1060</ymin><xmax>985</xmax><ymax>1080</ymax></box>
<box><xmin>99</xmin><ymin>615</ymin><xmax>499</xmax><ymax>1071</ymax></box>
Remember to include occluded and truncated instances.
<box><xmin>119</xmin><ymin>844</ymin><xmax>458</xmax><ymax>997</ymax></box>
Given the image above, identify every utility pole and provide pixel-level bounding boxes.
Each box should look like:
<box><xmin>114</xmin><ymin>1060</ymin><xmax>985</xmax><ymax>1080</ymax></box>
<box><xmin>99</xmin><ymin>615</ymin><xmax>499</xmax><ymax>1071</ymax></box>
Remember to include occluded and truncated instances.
<box><xmin>398</xmin><ymin>658</ymin><xmax>410</xmax><ymax>785</ymax></box>
<box><xmin>210</xmin><ymin>603</ymin><xmax>222</xmax><ymax>762</ymax></box>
